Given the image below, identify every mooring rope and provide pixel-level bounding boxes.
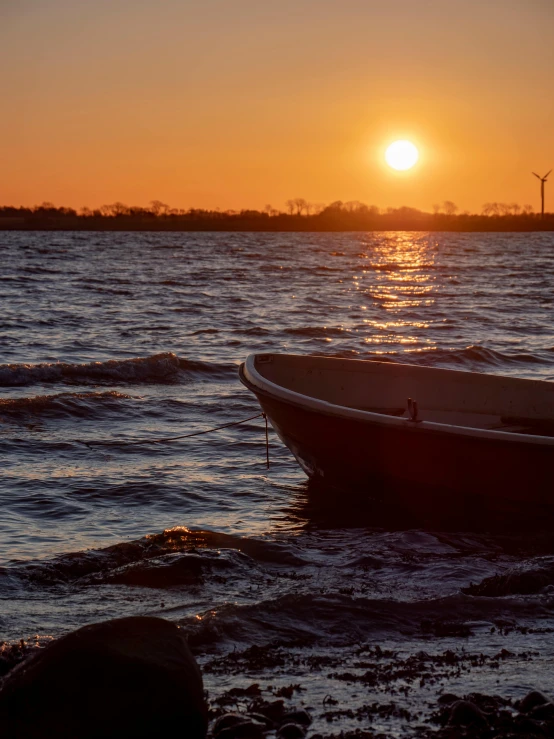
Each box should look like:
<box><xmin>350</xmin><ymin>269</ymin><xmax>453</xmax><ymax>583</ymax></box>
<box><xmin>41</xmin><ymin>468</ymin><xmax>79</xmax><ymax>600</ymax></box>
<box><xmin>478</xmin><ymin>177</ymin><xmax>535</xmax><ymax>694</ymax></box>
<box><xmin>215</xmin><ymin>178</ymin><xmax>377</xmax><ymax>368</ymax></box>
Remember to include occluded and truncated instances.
<box><xmin>76</xmin><ymin>412</ymin><xmax>265</xmax><ymax>447</ymax></box>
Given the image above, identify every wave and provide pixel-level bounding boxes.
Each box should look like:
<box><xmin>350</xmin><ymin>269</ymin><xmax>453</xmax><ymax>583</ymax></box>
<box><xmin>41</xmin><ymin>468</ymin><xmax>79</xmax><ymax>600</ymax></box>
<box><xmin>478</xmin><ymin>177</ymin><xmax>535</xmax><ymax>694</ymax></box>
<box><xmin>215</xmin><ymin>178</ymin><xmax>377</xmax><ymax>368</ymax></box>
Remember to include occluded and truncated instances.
<box><xmin>3</xmin><ymin>528</ymin><xmax>306</xmax><ymax>589</ymax></box>
<box><xmin>185</xmin><ymin>591</ymin><xmax>552</xmax><ymax>651</ymax></box>
<box><xmin>367</xmin><ymin>262</ymin><xmax>436</xmax><ymax>272</ymax></box>
<box><xmin>0</xmin><ymin>391</ymin><xmax>133</xmax><ymax>420</ymax></box>
<box><xmin>99</xmin><ymin>549</ymin><xmax>246</xmax><ymax>589</ymax></box>
<box><xmin>463</xmin><ymin>557</ymin><xmax>554</xmax><ymax>597</ymax></box>
<box><xmin>404</xmin><ymin>345</ymin><xmax>548</xmax><ymax>369</ymax></box>
<box><xmin>146</xmin><ymin>528</ymin><xmax>307</xmax><ymax>566</ymax></box>
<box><xmin>0</xmin><ymin>353</ymin><xmax>232</xmax><ymax>387</ymax></box>
<box><xmin>285</xmin><ymin>326</ymin><xmax>347</xmax><ymax>338</ymax></box>
<box><xmin>310</xmin><ymin>349</ymin><xmax>397</xmax><ymax>362</ymax></box>
<box><xmin>316</xmin><ymin>346</ymin><xmax>551</xmax><ymax>371</ymax></box>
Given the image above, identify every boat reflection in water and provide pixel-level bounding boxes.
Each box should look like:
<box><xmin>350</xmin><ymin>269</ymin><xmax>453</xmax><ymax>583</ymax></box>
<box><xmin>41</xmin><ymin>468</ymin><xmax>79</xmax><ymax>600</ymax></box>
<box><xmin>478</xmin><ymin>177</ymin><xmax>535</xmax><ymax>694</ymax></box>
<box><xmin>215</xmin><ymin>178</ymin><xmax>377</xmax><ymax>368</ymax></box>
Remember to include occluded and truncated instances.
<box><xmin>240</xmin><ymin>353</ymin><xmax>554</xmax><ymax>527</ymax></box>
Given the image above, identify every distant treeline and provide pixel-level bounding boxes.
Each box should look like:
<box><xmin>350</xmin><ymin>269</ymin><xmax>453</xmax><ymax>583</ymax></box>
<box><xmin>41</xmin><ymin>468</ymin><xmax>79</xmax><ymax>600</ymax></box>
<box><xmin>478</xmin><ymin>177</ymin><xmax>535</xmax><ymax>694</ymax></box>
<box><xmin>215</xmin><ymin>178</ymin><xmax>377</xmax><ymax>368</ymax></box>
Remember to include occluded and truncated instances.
<box><xmin>0</xmin><ymin>199</ymin><xmax>553</xmax><ymax>231</ymax></box>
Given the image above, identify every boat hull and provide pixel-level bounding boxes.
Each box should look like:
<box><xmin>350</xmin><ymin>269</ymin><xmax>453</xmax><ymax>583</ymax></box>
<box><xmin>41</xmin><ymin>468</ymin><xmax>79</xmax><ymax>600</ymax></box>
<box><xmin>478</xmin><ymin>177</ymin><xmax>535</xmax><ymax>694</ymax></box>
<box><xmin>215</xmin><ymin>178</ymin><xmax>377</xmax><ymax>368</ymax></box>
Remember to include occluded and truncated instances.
<box><xmin>240</xmin><ymin>364</ymin><xmax>554</xmax><ymax>517</ymax></box>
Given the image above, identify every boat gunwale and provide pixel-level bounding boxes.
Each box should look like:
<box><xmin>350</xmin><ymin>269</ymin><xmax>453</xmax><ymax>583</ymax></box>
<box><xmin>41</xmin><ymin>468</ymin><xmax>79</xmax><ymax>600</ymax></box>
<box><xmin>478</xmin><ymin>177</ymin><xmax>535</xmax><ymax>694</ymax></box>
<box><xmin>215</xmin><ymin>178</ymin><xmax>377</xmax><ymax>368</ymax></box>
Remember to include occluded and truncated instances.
<box><xmin>240</xmin><ymin>354</ymin><xmax>554</xmax><ymax>447</ymax></box>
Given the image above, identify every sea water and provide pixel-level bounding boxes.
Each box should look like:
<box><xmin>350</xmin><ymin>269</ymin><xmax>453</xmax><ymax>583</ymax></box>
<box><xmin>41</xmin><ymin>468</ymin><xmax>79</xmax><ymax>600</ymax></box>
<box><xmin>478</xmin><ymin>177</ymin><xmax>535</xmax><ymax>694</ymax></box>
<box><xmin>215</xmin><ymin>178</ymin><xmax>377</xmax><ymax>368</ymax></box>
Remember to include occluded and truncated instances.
<box><xmin>1</xmin><ymin>231</ymin><xmax>553</xmax><ymax>736</ymax></box>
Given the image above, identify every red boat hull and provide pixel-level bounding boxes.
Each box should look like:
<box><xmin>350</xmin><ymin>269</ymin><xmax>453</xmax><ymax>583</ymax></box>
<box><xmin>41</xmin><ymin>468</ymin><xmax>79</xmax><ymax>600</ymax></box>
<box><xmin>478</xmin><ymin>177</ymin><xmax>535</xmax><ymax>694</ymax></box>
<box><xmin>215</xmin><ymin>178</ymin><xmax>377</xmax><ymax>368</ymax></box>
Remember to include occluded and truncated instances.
<box><xmin>240</xmin><ymin>365</ymin><xmax>554</xmax><ymax>519</ymax></box>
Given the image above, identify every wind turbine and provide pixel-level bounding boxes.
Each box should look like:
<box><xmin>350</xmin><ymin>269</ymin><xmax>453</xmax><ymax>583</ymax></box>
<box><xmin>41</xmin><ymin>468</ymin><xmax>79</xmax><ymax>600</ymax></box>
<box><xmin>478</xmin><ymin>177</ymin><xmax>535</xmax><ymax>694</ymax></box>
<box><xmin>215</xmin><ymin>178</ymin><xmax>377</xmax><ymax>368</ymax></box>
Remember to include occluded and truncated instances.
<box><xmin>532</xmin><ymin>170</ymin><xmax>552</xmax><ymax>218</ymax></box>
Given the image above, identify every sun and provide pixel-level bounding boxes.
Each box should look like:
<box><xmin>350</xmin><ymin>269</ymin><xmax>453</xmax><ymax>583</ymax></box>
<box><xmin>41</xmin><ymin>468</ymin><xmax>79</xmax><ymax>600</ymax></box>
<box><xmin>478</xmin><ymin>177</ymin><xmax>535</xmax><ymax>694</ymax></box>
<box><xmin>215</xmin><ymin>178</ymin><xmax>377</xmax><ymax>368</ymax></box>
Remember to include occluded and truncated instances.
<box><xmin>385</xmin><ymin>140</ymin><xmax>419</xmax><ymax>171</ymax></box>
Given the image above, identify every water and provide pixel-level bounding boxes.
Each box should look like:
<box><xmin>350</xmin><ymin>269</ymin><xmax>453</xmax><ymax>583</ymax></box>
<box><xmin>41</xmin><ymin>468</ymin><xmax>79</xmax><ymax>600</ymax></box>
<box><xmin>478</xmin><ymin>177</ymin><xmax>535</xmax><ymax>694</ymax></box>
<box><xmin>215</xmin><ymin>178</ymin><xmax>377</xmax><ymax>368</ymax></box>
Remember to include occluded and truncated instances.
<box><xmin>1</xmin><ymin>231</ymin><xmax>554</xmax><ymax>736</ymax></box>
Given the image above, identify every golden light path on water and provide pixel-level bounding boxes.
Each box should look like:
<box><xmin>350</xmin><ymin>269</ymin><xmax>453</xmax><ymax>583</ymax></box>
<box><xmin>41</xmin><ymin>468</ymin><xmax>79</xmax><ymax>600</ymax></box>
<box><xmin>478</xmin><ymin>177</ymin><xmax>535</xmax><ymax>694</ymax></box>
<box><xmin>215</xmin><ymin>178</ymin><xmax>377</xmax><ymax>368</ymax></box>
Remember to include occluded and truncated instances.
<box><xmin>328</xmin><ymin>232</ymin><xmax>439</xmax><ymax>352</ymax></box>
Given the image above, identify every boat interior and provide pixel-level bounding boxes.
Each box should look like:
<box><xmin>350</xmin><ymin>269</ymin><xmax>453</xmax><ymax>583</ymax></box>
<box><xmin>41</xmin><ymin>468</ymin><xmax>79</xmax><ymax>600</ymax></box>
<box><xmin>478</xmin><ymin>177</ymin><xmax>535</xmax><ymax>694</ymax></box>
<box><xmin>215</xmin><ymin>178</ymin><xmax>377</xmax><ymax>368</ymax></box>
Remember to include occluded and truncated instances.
<box><xmin>252</xmin><ymin>353</ymin><xmax>554</xmax><ymax>437</ymax></box>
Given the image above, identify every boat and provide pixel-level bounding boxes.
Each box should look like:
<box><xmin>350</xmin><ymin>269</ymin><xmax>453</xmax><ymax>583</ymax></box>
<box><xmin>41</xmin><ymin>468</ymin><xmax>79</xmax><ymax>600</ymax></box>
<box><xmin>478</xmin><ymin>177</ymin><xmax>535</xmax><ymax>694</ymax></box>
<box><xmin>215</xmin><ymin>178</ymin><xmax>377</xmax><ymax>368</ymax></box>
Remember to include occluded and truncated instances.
<box><xmin>239</xmin><ymin>353</ymin><xmax>554</xmax><ymax>517</ymax></box>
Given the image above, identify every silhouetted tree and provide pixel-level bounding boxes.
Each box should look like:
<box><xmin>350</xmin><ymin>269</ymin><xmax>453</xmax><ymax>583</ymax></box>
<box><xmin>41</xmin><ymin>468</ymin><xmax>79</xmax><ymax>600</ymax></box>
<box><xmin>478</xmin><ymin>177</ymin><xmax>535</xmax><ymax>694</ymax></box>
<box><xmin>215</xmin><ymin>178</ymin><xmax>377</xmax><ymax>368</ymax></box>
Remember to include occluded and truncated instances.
<box><xmin>3</xmin><ymin>197</ymin><xmax>553</xmax><ymax>233</ymax></box>
<box><xmin>35</xmin><ymin>202</ymin><xmax>57</xmax><ymax>214</ymax></box>
<box><xmin>442</xmin><ymin>201</ymin><xmax>458</xmax><ymax>216</ymax></box>
<box><xmin>109</xmin><ymin>202</ymin><xmax>130</xmax><ymax>217</ymax></box>
<box><xmin>149</xmin><ymin>200</ymin><xmax>169</xmax><ymax>216</ymax></box>
<box><xmin>292</xmin><ymin>198</ymin><xmax>308</xmax><ymax>215</ymax></box>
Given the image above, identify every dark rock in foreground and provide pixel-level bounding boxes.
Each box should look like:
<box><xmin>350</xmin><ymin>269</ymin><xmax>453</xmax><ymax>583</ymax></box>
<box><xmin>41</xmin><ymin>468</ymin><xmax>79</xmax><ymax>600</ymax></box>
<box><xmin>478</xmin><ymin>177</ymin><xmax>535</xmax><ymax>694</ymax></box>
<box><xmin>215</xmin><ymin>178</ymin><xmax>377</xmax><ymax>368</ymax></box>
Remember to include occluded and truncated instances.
<box><xmin>516</xmin><ymin>690</ymin><xmax>552</xmax><ymax>714</ymax></box>
<box><xmin>210</xmin><ymin>699</ymin><xmax>312</xmax><ymax>739</ymax></box>
<box><xmin>0</xmin><ymin>616</ymin><xmax>207</xmax><ymax>738</ymax></box>
<box><xmin>448</xmin><ymin>699</ymin><xmax>489</xmax><ymax>727</ymax></box>
<box><xmin>429</xmin><ymin>691</ymin><xmax>554</xmax><ymax>738</ymax></box>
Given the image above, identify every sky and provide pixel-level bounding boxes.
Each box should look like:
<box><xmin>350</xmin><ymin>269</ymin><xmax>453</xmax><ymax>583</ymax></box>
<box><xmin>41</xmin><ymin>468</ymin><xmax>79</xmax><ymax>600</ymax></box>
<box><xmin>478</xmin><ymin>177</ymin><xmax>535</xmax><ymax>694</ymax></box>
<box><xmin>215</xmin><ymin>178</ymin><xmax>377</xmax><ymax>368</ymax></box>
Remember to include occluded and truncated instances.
<box><xmin>1</xmin><ymin>0</ymin><xmax>553</xmax><ymax>213</ymax></box>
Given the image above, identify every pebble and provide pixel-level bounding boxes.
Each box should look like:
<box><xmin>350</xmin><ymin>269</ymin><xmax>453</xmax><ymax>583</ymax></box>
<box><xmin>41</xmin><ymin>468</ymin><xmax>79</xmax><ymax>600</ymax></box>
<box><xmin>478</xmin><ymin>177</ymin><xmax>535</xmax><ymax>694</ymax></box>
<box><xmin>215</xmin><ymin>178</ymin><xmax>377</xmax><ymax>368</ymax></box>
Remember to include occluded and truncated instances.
<box><xmin>213</xmin><ymin>713</ymin><xmax>248</xmax><ymax>736</ymax></box>
<box><xmin>448</xmin><ymin>700</ymin><xmax>489</xmax><ymax>727</ymax></box>
<box><xmin>254</xmin><ymin>699</ymin><xmax>285</xmax><ymax>722</ymax></box>
<box><xmin>248</xmin><ymin>712</ymin><xmax>274</xmax><ymax>728</ymax></box>
<box><xmin>517</xmin><ymin>690</ymin><xmax>552</xmax><ymax>714</ymax></box>
<box><xmin>277</xmin><ymin>723</ymin><xmax>306</xmax><ymax>739</ymax></box>
<box><xmin>280</xmin><ymin>709</ymin><xmax>312</xmax><ymax>727</ymax></box>
<box><xmin>530</xmin><ymin>701</ymin><xmax>554</xmax><ymax>720</ymax></box>
<box><xmin>215</xmin><ymin>720</ymin><xmax>265</xmax><ymax>739</ymax></box>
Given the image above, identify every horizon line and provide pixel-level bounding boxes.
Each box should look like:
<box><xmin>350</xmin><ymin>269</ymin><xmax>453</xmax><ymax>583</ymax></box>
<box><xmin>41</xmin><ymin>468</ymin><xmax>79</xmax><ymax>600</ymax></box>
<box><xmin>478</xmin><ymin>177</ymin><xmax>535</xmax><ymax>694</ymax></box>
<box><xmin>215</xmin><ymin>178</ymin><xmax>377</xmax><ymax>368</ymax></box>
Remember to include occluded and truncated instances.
<box><xmin>0</xmin><ymin>199</ymin><xmax>545</xmax><ymax>218</ymax></box>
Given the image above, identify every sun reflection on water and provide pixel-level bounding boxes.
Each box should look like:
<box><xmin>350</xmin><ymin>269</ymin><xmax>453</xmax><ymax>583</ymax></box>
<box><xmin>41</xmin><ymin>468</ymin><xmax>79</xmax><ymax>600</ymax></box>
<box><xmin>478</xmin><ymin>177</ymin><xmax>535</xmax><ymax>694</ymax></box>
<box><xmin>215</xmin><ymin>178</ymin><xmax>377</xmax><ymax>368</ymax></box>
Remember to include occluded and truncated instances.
<box><xmin>351</xmin><ymin>232</ymin><xmax>439</xmax><ymax>353</ymax></box>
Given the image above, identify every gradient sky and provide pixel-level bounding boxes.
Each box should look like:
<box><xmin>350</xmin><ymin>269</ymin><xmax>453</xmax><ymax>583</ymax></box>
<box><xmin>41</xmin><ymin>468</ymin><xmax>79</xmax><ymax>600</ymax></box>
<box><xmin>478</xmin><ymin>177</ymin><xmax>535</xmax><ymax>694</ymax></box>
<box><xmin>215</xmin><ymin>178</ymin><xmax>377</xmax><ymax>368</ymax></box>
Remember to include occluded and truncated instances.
<box><xmin>2</xmin><ymin>0</ymin><xmax>553</xmax><ymax>213</ymax></box>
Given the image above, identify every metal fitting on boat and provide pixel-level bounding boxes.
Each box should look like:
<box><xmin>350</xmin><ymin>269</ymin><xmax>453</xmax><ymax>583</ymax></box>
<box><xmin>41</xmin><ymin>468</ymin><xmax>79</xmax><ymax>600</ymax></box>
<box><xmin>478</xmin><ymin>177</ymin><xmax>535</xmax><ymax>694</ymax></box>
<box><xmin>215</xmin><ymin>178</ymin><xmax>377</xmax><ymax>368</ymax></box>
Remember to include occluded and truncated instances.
<box><xmin>407</xmin><ymin>397</ymin><xmax>421</xmax><ymax>423</ymax></box>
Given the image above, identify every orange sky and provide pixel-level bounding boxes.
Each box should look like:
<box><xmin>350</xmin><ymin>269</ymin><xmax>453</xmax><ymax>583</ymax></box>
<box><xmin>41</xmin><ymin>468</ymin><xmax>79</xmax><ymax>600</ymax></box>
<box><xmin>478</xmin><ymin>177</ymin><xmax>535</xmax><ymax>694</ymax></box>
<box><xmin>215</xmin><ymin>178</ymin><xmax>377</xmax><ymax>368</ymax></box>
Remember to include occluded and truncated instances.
<box><xmin>1</xmin><ymin>0</ymin><xmax>553</xmax><ymax>213</ymax></box>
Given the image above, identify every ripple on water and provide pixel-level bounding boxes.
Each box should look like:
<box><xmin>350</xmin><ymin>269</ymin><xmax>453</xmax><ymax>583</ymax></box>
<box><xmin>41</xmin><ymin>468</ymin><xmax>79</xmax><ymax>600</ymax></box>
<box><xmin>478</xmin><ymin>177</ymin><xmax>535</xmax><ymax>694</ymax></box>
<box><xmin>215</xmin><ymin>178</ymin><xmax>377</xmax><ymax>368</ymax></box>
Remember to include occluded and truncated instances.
<box><xmin>1</xmin><ymin>232</ymin><xmax>554</xmax><ymax>726</ymax></box>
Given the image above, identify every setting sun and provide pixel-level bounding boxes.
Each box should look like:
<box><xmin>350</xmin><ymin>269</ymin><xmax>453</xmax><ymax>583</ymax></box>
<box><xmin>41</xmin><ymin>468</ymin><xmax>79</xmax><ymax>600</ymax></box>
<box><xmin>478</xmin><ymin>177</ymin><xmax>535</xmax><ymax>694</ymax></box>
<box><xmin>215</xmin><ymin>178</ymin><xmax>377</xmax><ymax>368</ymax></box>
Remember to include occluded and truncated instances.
<box><xmin>385</xmin><ymin>141</ymin><xmax>419</xmax><ymax>171</ymax></box>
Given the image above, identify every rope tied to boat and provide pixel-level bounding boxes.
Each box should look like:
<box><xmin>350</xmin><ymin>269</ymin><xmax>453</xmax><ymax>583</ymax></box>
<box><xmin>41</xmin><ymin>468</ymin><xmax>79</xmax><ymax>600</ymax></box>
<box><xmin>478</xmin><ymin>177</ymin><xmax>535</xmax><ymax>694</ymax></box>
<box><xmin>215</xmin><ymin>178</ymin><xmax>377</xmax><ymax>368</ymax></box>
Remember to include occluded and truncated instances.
<box><xmin>407</xmin><ymin>397</ymin><xmax>422</xmax><ymax>423</ymax></box>
<box><xmin>75</xmin><ymin>411</ymin><xmax>270</xmax><ymax>467</ymax></box>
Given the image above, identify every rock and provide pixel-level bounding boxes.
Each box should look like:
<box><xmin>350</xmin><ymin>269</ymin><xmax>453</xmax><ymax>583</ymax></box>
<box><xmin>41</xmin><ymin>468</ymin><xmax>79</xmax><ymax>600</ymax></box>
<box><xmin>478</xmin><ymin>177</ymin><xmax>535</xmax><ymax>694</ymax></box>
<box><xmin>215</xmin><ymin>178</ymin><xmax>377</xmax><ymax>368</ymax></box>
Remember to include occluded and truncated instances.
<box><xmin>248</xmin><ymin>712</ymin><xmax>273</xmax><ymax>728</ymax></box>
<box><xmin>0</xmin><ymin>616</ymin><xmax>207</xmax><ymax>738</ymax></box>
<box><xmin>448</xmin><ymin>700</ymin><xmax>489</xmax><ymax>727</ymax></box>
<box><xmin>0</xmin><ymin>640</ymin><xmax>42</xmax><ymax>678</ymax></box>
<box><xmin>277</xmin><ymin>723</ymin><xmax>306</xmax><ymax>739</ymax></box>
<box><xmin>253</xmin><ymin>699</ymin><xmax>285</xmax><ymax>722</ymax></box>
<box><xmin>213</xmin><ymin>713</ymin><xmax>248</xmax><ymax>736</ymax></box>
<box><xmin>280</xmin><ymin>709</ymin><xmax>312</xmax><ymax>726</ymax></box>
<box><xmin>513</xmin><ymin>715</ymin><xmax>545</xmax><ymax>734</ymax></box>
<box><xmin>495</xmin><ymin>708</ymin><xmax>515</xmax><ymax>729</ymax></box>
<box><xmin>530</xmin><ymin>701</ymin><xmax>554</xmax><ymax>720</ymax></box>
<box><xmin>517</xmin><ymin>690</ymin><xmax>553</xmax><ymax>714</ymax></box>
<box><xmin>437</xmin><ymin>692</ymin><xmax>460</xmax><ymax>705</ymax></box>
<box><xmin>216</xmin><ymin>721</ymin><xmax>265</xmax><ymax>739</ymax></box>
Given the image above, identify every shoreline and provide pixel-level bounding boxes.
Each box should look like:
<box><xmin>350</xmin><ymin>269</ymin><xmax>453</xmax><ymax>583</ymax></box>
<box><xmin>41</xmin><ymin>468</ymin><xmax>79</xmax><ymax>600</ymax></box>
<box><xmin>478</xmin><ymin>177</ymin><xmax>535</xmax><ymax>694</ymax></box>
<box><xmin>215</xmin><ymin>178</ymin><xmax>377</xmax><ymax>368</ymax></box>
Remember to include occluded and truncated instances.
<box><xmin>4</xmin><ymin>617</ymin><xmax>554</xmax><ymax>738</ymax></box>
<box><xmin>1</xmin><ymin>225</ymin><xmax>554</xmax><ymax>233</ymax></box>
